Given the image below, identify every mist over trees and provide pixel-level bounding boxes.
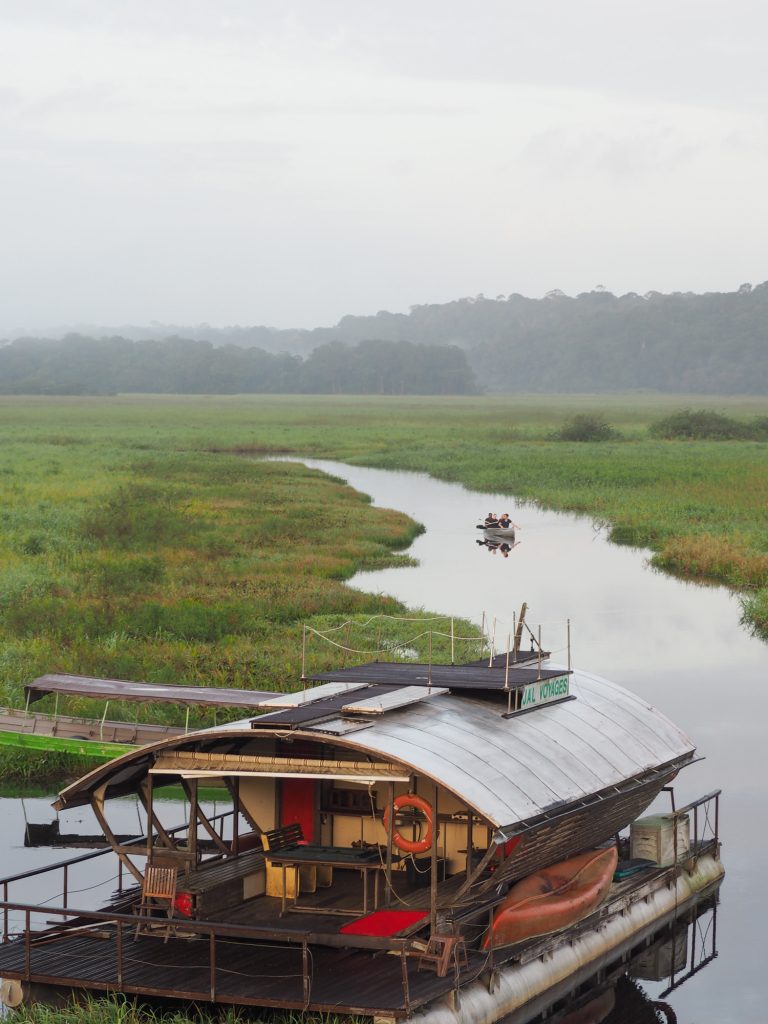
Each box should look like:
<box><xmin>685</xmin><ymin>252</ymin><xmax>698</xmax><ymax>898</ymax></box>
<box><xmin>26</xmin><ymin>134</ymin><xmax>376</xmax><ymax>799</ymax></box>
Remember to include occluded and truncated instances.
<box><xmin>0</xmin><ymin>336</ymin><xmax>477</xmax><ymax>395</ymax></box>
<box><xmin>3</xmin><ymin>283</ymin><xmax>768</xmax><ymax>394</ymax></box>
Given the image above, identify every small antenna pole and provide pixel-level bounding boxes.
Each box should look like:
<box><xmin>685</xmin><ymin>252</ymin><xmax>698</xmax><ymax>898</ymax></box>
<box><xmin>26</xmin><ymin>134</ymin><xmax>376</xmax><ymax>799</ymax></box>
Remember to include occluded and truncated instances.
<box><xmin>301</xmin><ymin>624</ymin><xmax>307</xmax><ymax>681</ymax></box>
<box><xmin>512</xmin><ymin>612</ymin><xmax>517</xmax><ymax>663</ymax></box>
<box><xmin>567</xmin><ymin>618</ymin><xmax>571</xmax><ymax>672</ymax></box>
<box><xmin>428</xmin><ymin>630</ymin><xmax>433</xmax><ymax>690</ymax></box>
<box><xmin>480</xmin><ymin>611</ymin><xmax>486</xmax><ymax>658</ymax></box>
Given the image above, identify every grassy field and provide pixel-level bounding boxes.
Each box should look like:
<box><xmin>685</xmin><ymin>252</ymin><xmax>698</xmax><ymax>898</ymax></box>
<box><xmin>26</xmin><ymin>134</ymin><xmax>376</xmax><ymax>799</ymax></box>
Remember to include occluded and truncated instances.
<box><xmin>1</xmin><ymin>392</ymin><xmax>767</xmax><ymax>781</ymax></box>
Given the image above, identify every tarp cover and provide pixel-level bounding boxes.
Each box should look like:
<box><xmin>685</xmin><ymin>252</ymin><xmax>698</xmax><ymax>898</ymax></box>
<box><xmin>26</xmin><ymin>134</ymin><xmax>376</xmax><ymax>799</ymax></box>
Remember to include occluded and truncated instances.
<box><xmin>25</xmin><ymin>674</ymin><xmax>278</xmax><ymax>710</ymax></box>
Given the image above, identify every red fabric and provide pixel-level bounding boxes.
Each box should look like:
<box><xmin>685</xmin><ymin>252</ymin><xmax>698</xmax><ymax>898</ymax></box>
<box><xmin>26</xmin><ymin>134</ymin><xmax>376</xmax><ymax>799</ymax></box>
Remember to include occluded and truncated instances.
<box><xmin>280</xmin><ymin>778</ymin><xmax>316</xmax><ymax>842</ymax></box>
<box><xmin>340</xmin><ymin>909</ymin><xmax>429</xmax><ymax>937</ymax></box>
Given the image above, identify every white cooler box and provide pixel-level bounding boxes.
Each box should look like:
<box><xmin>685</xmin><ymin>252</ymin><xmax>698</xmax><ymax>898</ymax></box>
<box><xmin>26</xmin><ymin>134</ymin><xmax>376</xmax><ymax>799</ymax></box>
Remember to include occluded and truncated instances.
<box><xmin>630</xmin><ymin>813</ymin><xmax>690</xmax><ymax>867</ymax></box>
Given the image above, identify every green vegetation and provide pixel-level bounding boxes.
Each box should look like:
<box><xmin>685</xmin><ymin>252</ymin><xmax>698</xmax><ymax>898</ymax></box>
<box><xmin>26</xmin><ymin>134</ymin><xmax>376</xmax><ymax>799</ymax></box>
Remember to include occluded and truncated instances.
<box><xmin>0</xmin><ymin>392</ymin><xmax>766</xmax><ymax>787</ymax></box>
<box><xmin>648</xmin><ymin>408</ymin><xmax>768</xmax><ymax>440</ymax></box>
<box><xmin>19</xmin><ymin>282</ymin><xmax>768</xmax><ymax>394</ymax></box>
<box><xmin>549</xmin><ymin>414</ymin><xmax>623</xmax><ymax>442</ymax></box>
<box><xmin>12</xmin><ymin>994</ymin><xmax>351</xmax><ymax>1024</ymax></box>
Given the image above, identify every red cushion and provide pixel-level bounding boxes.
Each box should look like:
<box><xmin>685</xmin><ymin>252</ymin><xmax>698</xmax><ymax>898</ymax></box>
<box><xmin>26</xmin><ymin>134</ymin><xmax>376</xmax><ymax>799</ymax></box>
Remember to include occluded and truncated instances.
<box><xmin>340</xmin><ymin>909</ymin><xmax>428</xmax><ymax>937</ymax></box>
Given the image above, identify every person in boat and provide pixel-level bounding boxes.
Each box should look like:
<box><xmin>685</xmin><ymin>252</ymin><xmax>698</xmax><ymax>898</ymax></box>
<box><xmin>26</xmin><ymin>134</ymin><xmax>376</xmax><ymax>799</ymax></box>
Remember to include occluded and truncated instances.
<box><xmin>498</xmin><ymin>513</ymin><xmax>515</xmax><ymax>529</ymax></box>
<box><xmin>484</xmin><ymin>512</ymin><xmax>499</xmax><ymax>527</ymax></box>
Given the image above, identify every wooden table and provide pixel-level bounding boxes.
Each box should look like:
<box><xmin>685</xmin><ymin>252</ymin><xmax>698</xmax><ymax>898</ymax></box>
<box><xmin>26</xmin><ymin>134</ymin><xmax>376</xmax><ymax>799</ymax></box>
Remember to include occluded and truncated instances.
<box><xmin>266</xmin><ymin>845</ymin><xmax>393</xmax><ymax>916</ymax></box>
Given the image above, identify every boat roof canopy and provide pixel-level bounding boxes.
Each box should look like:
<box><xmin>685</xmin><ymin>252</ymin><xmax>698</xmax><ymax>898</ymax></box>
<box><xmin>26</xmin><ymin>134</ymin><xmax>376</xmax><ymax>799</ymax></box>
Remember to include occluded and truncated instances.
<box><xmin>26</xmin><ymin>674</ymin><xmax>280</xmax><ymax>710</ymax></box>
<box><xmin>54</xmin><ymin>668</ymin><xmax>696</xmax><ymax>833</ymax></box>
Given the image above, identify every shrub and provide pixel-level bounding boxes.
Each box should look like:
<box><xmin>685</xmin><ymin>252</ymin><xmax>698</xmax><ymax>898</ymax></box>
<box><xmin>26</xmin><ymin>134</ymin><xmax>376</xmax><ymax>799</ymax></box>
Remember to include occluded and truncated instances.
<box><xmin>648</xmin><ymin>409</ymin><xmax>768</xmax><ymax>440</ymax></box>
<box><xmin>550</xmin><ymin>414</ymin><xmax>623</xmax><ymax>442</ymax></box>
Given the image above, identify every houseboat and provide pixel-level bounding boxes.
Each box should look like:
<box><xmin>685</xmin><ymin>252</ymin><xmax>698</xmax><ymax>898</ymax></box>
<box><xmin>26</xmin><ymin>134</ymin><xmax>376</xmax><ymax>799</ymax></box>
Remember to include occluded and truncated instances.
<box><xmin>0</xmin><ymin>632</ymin><xmax>723</xmax><ymax>1021</ymax></box>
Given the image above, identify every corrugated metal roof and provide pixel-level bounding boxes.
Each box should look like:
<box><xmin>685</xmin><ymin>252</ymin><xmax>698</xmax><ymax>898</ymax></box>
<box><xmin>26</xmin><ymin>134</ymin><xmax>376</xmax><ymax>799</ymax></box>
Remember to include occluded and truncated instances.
<box><xmin>54</xmin><ymin>667</ymin><xmax>695</xmax><ymax>829</ymax></box>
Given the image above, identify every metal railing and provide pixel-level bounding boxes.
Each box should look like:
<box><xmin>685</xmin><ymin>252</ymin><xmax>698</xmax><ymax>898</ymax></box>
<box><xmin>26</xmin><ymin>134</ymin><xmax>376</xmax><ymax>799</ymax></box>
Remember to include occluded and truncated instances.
<box><xmin>1</xmin><ymin>807</ymin><xmax>236</xmax><ymax>942</ymax></box>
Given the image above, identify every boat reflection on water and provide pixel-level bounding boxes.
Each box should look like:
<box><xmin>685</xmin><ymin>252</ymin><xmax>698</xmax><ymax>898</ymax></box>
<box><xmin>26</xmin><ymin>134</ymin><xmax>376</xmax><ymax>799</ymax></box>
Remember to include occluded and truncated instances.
<box><xmin>476</xmin><ymin>537</ymin><xmax>520</xmax><ymax>558</ymax></box>
<box><xmin>512</xmin><ymin>887</ymin><xmax>721</xmax><ymax>1024</ymax></box>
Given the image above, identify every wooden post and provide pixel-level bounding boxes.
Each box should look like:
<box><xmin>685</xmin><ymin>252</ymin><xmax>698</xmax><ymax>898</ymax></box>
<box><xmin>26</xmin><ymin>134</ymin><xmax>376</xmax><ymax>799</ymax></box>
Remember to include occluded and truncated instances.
<box><xmin>430</xmin><ymin>782</ymin><xmax>439</xmax><ymax>936</ymax></box>
<box><xmin>385</xmin><ymin>782</ymin><xmax>394</xmax><ymax>908</ymax></box>
<box><xmin>301</xmin><ymin>624</ymin><xmax>307</xmax><ymax>680</ymax></box>
<box><xmin>488</xmin><ymin>617</ymin><xmax>496</xmax><ymax>667</ymax></box>
<box><xmin>146</xmin><ymin>774</ymin><xmax>154</xmax><ymax>861</ymax></box>
<box><xmin>513</xmin><ymin>602</ymin><xmax>527</xmax><ymax>656</ymax></box>
<box><xmin>189</xmin><ymin>778</ymin><xmax>199</xmax><ymax>869</ymax></box>
<box><xmin>232</xmin><ymin>778</ymin><xmax>240</xmax><ymax>855</ymax></box>
<box><xmin>428</xmin><ymin>630</ymin><xmax>433</xmax><ymax>689</ymax></box>
<box><xmin>465</xmin><ymin>808</ymin><xmax>473</xmax><ymax>881</ymax></box>
<box><xmin>450</xmin><ymin>617</ymin><xmax>455</xmax><ymax>664</ymax></box>
<box><xmin>91</xmin><ymin>786</ymin><xmax>142</xmax><ymax>885</ymax></box>
<box><xmin>567</xmin><ymin>618</ymin><xmax>571</xmax><ymax>672</ymax></box>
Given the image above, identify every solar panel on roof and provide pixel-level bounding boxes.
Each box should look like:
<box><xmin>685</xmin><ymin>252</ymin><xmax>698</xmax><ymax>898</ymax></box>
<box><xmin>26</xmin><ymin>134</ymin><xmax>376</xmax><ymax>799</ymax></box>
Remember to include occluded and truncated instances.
<box><xmin>308</xmin><ymin>662</ymin><xmax>570</xmax><ymax>691</ymax></box>
<box><xmin>256</xmin><ymin>682</ymin><xmax>367</xmax><ymax>709</ymax></box>
<box><xmin>341</xmin><ymin>685</ymin><xmax>450</xmax><ymax>715</ymax></box>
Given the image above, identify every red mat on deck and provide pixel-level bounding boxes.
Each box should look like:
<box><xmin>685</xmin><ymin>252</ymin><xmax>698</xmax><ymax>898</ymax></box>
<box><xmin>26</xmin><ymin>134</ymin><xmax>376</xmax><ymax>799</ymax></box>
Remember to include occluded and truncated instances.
<box><xmin>339</xmin><ymin>909</ymin><xmax>429</xmax><ymax>937</ymax></box>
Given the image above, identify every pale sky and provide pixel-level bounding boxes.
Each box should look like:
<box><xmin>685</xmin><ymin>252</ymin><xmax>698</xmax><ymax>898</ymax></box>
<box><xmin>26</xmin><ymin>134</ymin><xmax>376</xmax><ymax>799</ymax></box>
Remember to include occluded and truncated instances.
<box><xmin>2</xmin><ymin>1</ymin><xmax>767</xmax><ymax>333</ymax></box>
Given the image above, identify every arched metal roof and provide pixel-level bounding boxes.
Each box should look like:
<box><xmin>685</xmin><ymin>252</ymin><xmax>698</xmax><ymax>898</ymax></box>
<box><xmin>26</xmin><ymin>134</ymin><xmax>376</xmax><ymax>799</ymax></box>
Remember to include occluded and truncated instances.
<box><xmin>54</xmin><ymin>667</ymin><xmax>695</xmax><ymax>830</ymax></box>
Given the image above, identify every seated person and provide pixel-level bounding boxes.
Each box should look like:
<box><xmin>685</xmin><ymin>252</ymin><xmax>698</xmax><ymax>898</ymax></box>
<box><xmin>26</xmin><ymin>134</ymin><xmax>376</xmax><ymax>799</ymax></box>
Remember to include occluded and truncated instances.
<box><xmin>484</xmin><ymin>512</ymin><xmax>499</xmax><ymax>527</ymax></box>
<box><xmin>498</xmin><ymin>513</ymin><xmax>513</xmax><ymax>529</ymax></box>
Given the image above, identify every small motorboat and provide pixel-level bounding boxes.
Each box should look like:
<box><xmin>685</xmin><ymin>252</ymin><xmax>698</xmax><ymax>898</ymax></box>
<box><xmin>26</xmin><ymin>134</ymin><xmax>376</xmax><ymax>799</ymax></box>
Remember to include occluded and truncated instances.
<box><xmin>480</xmin><ymin>525</ymin><xmax>516</xmax><ymax>539</ymax></box>
<box><xmin>482</xmin><ymin>846</ymin><xmax>618</xmax><ymax>949</ymax></box>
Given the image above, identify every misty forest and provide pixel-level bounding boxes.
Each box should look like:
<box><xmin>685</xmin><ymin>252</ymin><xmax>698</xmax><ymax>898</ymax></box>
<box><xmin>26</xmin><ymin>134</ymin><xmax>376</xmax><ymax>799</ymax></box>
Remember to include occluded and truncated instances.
<box><xmin>3</xmin><ymin>282</ymin><xmax>768</xmax><ymax>395</ymax></box>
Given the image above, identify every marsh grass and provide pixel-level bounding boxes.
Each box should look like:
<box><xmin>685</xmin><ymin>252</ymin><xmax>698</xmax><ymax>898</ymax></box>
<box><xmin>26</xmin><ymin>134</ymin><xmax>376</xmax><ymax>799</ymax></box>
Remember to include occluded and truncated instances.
<box><xmin>0</xmin><ymin>392</ymin><xmax>766</xmax><ymax>782</ymax></box>
<box><xmin>12</xmin><ymin>994</ymin><xmax>358</xmax><ymax>1024</ymax></box>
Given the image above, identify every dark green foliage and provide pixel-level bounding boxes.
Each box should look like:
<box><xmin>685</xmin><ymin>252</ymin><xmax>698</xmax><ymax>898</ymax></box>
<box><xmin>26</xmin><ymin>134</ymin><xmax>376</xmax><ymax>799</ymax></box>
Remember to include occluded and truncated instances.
<box><xmin>0</xmin><ymin>335</ymin><xmax>478</xmax><ymax>396</ymax></box>
<box><xmin>648</xmin><ymin>409</ymin><xmax>768</xmax><ymax>440</ymax></box>
<box><xmin>550</xmin><ymin>414</ymin><xmax>622</xmax><ymax>442</ymax></box>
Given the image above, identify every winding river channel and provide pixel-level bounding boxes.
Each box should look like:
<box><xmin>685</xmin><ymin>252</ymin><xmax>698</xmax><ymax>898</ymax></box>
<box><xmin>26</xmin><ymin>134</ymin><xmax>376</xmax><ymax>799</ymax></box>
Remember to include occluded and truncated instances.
<box><xmin>1</xmin><ymin>459</ymin><xmax>765</xmax><ymax>1022</ymax></box>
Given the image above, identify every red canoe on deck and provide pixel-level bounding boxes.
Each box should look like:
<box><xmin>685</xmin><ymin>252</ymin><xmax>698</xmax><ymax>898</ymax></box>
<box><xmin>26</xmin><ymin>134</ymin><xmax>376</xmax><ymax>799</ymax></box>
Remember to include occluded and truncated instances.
<box><xmin>482</xmin><ymin>846</ymin><xmax>618</xmax><ymax>949</ymax></box>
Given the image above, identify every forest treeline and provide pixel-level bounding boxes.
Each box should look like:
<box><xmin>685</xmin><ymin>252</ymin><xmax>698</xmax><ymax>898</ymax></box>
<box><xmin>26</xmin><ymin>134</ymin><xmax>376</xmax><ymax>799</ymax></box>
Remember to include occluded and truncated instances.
<box><xmin>4</xmin><ymin>282</ymin><xmax>768</xmax><ymax>393</ymax></box>
<box><xmin>0</xmin><ymin>336</ymin><xmax>477</xmax><ymax>395</ymax></box>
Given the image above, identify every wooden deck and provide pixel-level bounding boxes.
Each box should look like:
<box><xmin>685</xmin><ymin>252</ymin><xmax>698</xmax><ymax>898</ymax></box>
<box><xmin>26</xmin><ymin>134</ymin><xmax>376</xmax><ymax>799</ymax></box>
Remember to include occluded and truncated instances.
<box><xmin>0</xmin><ymin>924</ymin><xmax>484</xmax><ymax>1017</ymax></box>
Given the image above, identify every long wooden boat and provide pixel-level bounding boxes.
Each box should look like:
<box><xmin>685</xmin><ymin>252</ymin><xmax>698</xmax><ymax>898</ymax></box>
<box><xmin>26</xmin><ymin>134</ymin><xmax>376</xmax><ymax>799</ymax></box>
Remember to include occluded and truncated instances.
<box><xmin>0</xmin><ymin>630</ymin><xmax>722</xmax><ymax>1020</ymax></box>
<box><xmin>482</xmin><ymin>846</ymin><xmax>618</xmax><ymax>949</ymax></box>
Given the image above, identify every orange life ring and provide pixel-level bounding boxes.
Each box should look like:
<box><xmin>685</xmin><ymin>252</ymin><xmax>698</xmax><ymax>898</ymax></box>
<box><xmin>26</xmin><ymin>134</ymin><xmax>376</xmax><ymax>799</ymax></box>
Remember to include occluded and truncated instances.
<box><xmin>383</xmin><ymin>793</ymin><xmax>435</xmax><ymax>854</ymax></box>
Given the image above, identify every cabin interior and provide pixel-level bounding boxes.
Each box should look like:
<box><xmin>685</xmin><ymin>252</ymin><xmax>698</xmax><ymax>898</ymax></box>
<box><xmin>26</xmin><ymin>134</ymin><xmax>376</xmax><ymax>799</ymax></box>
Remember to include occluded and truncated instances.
<box><xmin>94</xmin><ymin>732</ymin><xmax>494</xmax><ymax>940</ymax></box>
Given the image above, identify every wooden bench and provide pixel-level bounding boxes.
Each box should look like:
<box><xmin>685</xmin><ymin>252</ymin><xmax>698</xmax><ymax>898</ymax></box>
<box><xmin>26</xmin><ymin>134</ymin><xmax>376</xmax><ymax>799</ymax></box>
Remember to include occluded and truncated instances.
<box><xmin>179</xmin><ymin>848</ymin><xmax>267</xmax><ymax>918</ymax></box>
<box><xmin>260</xmin><ymin>824</ymin><xmax>332</xmax><ymax>899</ymax></box>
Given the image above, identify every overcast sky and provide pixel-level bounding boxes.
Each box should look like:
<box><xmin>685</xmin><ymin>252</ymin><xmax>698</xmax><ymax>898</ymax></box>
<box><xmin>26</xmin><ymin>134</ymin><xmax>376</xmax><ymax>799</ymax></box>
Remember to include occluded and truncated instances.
<box><xmin>2</xmin><ymin>0</ymin><xmax>767</xmax><ymax>333</ymax></box>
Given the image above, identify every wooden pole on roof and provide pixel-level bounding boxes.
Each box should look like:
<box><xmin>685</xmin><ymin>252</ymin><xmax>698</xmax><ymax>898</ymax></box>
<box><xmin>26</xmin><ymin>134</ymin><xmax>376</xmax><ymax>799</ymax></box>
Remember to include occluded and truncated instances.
<box><xmin>513</xmin><ymin>602</ymin><xmax>527</xmax><ymax>656</ymax></box>
<box><xmin>301</xmin><ymin>625</ymin><xmax>307</xmax><ymax>681</ymax></box>
<box><xmin>567</xmin><ymin>618</ymin><xmax>572</xmax><ymax>672</ymax></box>
<box><xmin>488</xmin><ymin>617</ymin><xmax>497</xmax><ymax>667</ymax></box>
<box><xmin>450</xmin><ymin>617</ymin><xmax>455</xmax><ymax>665</ymax></box>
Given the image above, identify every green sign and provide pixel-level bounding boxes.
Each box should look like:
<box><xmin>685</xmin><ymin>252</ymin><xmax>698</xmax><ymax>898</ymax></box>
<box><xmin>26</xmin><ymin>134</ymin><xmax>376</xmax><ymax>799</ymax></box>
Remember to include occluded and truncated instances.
<box><xmin>519</xmin><ymin>675</ymin><xmax>570</xmax><ymax>710</ymax></box>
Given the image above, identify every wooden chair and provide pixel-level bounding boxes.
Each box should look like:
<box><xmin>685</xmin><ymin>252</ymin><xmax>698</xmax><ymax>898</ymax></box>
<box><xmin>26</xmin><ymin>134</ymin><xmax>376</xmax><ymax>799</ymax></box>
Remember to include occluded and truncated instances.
<box><xmin>133</xmin><ymin>864</ymin><xmax>178</xmax><ymax>942</ymax></box>
<box><xmin>415</xmin><ymin>933</ymin><xmax>468</xmax><ymax>978</ymax></box>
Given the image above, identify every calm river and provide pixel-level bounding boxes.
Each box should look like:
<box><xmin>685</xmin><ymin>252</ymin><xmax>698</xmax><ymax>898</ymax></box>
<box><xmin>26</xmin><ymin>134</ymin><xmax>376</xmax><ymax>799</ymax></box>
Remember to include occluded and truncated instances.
<box><xmin>1</xmin><ymin>459</ymin><xmax>765</xmax><ymax>1022</ymax></box>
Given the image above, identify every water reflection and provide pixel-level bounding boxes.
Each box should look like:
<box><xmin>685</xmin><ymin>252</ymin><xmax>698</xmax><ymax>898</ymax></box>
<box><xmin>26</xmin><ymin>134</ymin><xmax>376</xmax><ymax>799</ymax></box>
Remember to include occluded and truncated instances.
<box><xmin>477</xmin><ymin>536</ymin><xmax>520</xmax><ymax>558</ymax></box>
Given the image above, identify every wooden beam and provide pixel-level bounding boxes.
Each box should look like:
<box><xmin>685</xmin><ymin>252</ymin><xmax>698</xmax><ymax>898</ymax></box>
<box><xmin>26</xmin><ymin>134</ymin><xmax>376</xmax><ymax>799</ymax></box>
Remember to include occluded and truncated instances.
<box><xmin>385</xmin><ymin>781</ymin><xmax>394</xmax><ymax>909</ymax></box>
<box><xmin>181</xmin><ymin>778</ymin><xmax>230</xmax><ymax>856</ymax></box>
<box><xmin>90</xmin><ymin>784</ymin><xmax>142</xmax><ymax>885</ymax></box>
